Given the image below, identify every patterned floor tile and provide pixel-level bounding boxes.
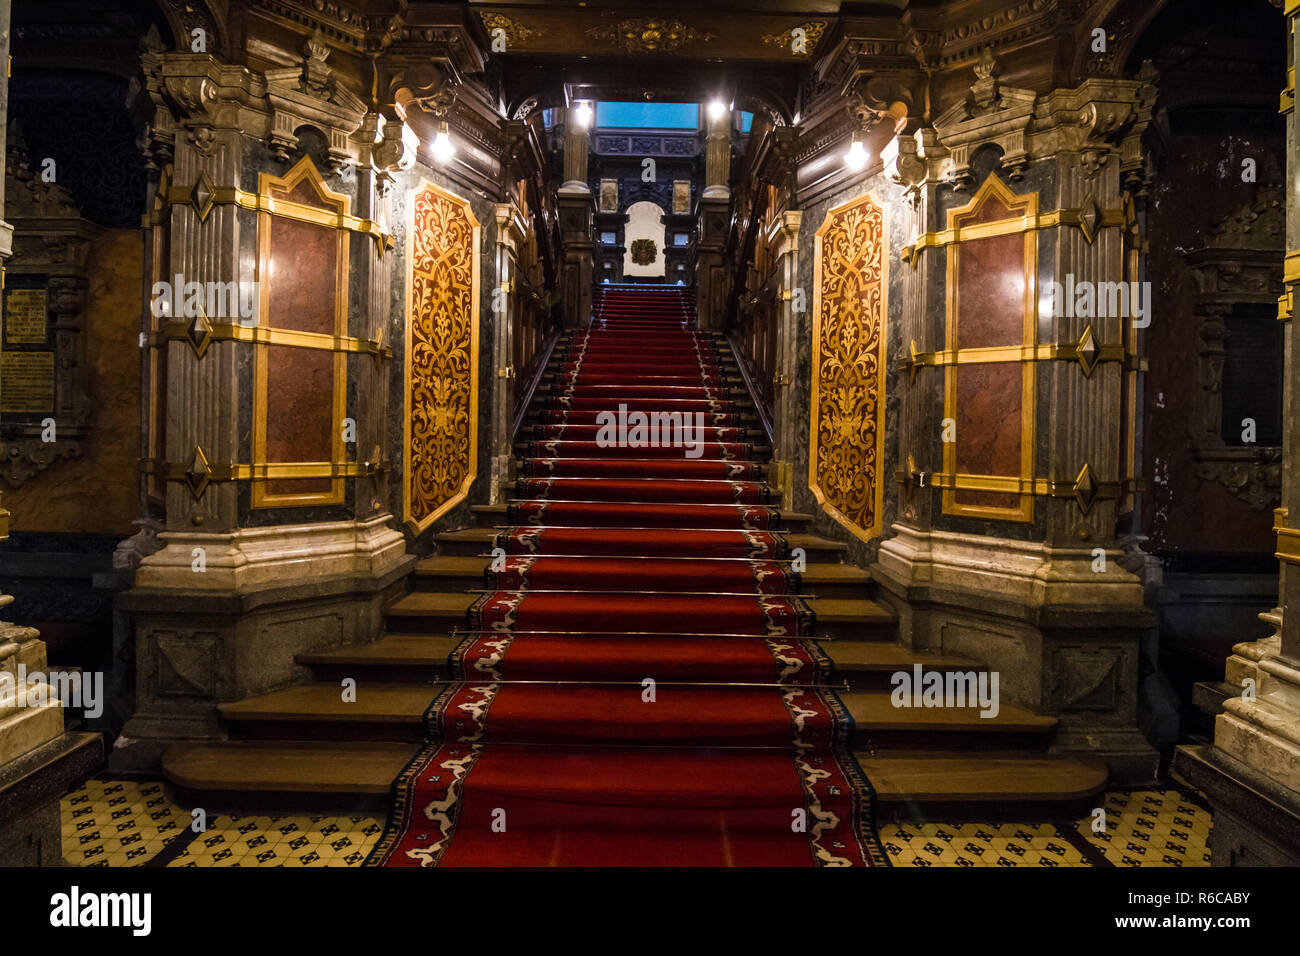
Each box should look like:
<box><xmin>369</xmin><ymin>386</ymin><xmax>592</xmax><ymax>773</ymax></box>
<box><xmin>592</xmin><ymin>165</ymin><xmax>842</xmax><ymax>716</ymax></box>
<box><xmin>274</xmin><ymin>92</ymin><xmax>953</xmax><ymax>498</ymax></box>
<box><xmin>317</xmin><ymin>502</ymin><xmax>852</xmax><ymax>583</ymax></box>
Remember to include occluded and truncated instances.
<box><xmin>1072</xmin><ymin>788</ymin><xmax>1214</xmax><ymax>867</ymax></box>
<box><xmin>59</xmin><ymin>778</ymin><xmax>1214</xmax><ymax>867</ymax></box>
<box><xmin>60</xmin><ymin>779</ymin><xmax>189</xmax><ymax>868</ymax></box>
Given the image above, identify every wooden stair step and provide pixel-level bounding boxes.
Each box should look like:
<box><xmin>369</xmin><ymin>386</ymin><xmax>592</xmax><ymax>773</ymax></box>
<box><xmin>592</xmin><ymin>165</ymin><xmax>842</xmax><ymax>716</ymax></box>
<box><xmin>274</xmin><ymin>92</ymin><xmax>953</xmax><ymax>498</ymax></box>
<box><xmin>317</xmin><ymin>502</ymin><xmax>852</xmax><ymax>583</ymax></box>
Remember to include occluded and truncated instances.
<box><xmin>432</xmin><ymin>527</ymin><xmax>849</xmax><ymax>562</ymax></box>
<box><xmin>410</xmin><ymin>555</ymin><xmax>871</xmax><ymax>598</ymax></box>
<box><xmin>163</xmin><ymin>741</ymin><xmax>418</xmax><ymax>795</ymax></box>
<box><xmin>385</xmin><ymin>591</ymin><xmax>475</xmax><ymax>619</ymax></box>
<box><xmin>216</xmin><ymin>680</ymin><xmax>1046</xmax><ymax>751</ymax></box>
<box><xmin>298</xmin><ymin>633</ymin><xmax>460</xmax><ymax>678</ymax></box>
<box><xmin>788</xmin><ymin>533</ymin><xmax>847</xmax><ymax>557</ymax></box>
<box><xmin>469</xmin><ymin>503</ymin><xmax>815</xmax><ymax>527</ymax></box>
<box><xmin>299</xmin><ymin>634</ymin><xmax>943</xmax><ymax>684</ymax></box>
<box><xmin>382</xmin><ymin>591</ymin><xmax>895</xmax><ymax>640</ymax></box>
<box><xmin>841</xmin><ymin>690</ymin><xmax>1056</xmax><ymax>749</ymax></box>
<box><xmin>861</xmin><ymin>754</ymin><xmax>1108</xmax><ymax>806</ymax></box>
<box><xmin>1192</xmin><ymin>680</ymin><xmax>1235</xmax><ymax>717</ymax></box>
<box><xmin>218</xmin><ymin>682</ymin><xmax>434</xmax><ymax>741</ymax></box>
<box><xmin>831</xmin><ymin>641</ymin><xmax>984</xmax><ymax>689</ymax></box>
<box><xmin>162</xmin><ymin>743</ymin><xmax>1104</xmax><ymax>814</ymax></box>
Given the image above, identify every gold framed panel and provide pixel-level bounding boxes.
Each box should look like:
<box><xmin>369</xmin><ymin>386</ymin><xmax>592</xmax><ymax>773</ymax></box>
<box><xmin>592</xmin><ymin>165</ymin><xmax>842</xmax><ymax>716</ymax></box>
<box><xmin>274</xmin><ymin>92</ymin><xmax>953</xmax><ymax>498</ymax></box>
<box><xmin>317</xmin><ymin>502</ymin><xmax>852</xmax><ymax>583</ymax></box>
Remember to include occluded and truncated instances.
<box><xmin>809</xmin><ymin>191</ymin><xmax>888</xmax><ymax>542</ymax></box>
<box><xmin>403</xmin><ymin>178</ymin><xmax>481</xmax><ymax>534</ymax></box>
<box><xmin>941</xmin><ymin>174</ymin><xmax>1037</xmax><ymax>523</ymax></box>
<box><xmin>251</xmin><ymin>157</ymin><xmax>349</xmax><ymax>508</ymax></box>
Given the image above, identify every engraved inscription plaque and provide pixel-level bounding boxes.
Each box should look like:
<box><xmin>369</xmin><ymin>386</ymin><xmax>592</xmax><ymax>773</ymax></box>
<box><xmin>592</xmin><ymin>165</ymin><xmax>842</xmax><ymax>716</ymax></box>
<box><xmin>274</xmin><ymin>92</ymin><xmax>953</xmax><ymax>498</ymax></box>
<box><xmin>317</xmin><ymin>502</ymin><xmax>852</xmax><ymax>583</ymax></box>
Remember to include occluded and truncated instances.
<box><xmin>3</xmin><ymin>289</ymin><xmax>48</xmax><ymax>345</ymax></box>
<box><xmin>0</xmin><ymin>351</ymin><xmax>55</xmax><ymax>413</ymax></box>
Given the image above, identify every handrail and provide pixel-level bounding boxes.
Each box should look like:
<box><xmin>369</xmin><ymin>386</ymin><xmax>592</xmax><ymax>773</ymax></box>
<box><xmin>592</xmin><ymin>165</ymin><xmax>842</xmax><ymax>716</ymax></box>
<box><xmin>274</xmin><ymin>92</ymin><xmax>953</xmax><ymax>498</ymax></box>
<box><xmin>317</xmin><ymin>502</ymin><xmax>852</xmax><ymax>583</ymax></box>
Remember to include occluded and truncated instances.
<box><xmin>726</xmin><ymin>331</ymin><xmax>774</xmax><ymax>447</ymax></box>
<box><xmin>509</xmin><ymin>327</ymin><xmax>562</xmax><ymax>442</ymax></box>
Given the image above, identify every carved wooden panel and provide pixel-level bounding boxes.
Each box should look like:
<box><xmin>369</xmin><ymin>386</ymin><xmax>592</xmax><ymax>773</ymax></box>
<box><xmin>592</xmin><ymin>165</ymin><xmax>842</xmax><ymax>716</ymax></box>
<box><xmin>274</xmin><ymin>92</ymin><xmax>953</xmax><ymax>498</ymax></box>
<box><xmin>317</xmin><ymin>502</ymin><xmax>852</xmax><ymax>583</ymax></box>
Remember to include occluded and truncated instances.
<box><xmin>810</xmin><ymin>192</ymin><xmax>887</xmax><ymax>542</ymax></box>
<box><xmin>404</xmin><ymin>180</ymin><xmax>481</xmax><ymax>533</ymax></box>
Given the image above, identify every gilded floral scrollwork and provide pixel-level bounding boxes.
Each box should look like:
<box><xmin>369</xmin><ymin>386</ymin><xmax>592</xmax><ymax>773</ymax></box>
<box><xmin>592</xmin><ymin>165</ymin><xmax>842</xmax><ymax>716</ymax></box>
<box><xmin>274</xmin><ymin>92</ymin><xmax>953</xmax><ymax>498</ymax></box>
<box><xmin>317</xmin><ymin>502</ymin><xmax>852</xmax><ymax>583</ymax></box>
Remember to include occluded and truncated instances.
<box><xmin>405</xmin><ymin>181</ymin><xmax>480</xmax><ymax>532</ymax></box>
<box><xmin>810</xmin><ymin>195</ymin><xmax>887</xmax><ymax>541</ymax></box>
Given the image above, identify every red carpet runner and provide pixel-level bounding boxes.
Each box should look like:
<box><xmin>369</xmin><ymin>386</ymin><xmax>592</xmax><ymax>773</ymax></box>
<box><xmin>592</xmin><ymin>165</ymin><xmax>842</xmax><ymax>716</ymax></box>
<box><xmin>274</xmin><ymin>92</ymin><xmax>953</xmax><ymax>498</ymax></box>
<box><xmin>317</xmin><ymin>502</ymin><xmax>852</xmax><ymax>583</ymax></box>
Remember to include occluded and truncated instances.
<box><xmin>369</xmin><ymin>286</ymin><xmax>886</xmax><ymax>867</ymax></box>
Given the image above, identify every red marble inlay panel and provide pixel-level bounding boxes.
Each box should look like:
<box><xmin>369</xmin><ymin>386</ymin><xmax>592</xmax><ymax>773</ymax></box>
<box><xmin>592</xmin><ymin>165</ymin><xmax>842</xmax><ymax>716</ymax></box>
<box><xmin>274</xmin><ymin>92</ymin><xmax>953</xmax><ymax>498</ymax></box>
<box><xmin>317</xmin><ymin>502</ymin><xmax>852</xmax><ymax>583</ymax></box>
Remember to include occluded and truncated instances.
<box><xmin>965</xmin><ymin>192</ymin><xmax>1015</xmax><ymax>225</ymax></box>
<box><xmin>265</xmin><ymin>344</ymin><xmax>333</xmax><ymax>496</ymax></box>
<box><xmin>273</xmin><ymin>176</ymin><xmax>336</xmax><ymax>211</ymax></box>
<box><xmin>956</xmin><ymin>233</ymin><xmax>1026</xmax><ymax>351</ymax></box>
<box><xmin>953</xmin><ymin>487</ymin><xmax>1021</xmax><ymax>511</ymax></box>
<box><xmin>954</xmin><ymin>361</ymin><xmax>1021</xmax><ymax>476</ymax></box>
<box><xmin>266</xmin><ymin>217</ymin><xmax>337</xmax><ymax>335</ymax></box>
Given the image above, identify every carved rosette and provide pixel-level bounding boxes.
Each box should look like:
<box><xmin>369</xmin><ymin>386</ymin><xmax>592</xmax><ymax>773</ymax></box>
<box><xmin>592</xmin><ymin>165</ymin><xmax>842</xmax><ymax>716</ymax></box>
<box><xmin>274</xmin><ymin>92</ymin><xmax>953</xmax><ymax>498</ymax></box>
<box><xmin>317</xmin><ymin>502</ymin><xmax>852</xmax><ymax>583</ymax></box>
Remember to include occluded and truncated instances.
<box><xmin>404</xmin><ymin>181</ymin><xmax>481</xmax><ymax>533</ymax></box>
<box><xmin>810</xmin><ymin>193</ymin><xmax>888</xmax><ymax>542</ymax></box>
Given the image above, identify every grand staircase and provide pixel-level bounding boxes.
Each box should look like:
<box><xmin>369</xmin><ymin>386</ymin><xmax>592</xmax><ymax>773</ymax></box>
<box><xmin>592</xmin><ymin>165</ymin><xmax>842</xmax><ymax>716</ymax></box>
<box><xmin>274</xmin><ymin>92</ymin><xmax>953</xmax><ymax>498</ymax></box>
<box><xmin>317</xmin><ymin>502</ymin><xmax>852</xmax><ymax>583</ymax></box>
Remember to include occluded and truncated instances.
<box><xmin>164</xmin><ymin>284</ymin><xmax>1107</xmax><ymax>857</ymax></box>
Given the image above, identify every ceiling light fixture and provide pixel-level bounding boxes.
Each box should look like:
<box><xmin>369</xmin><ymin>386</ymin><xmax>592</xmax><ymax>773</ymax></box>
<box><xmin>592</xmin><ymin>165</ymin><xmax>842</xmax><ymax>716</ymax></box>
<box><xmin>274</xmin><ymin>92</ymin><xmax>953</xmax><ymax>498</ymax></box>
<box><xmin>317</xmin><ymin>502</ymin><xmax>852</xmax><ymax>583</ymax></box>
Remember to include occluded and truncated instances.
<box><xmin>431</xmin><ymin>121</ymin><xmax>455</xmax><ymax>164</ymax></box>
<box><xmin>845</xmin><ymin>133</ymin><xmax>869</xmax><ymax>171</ymax></box>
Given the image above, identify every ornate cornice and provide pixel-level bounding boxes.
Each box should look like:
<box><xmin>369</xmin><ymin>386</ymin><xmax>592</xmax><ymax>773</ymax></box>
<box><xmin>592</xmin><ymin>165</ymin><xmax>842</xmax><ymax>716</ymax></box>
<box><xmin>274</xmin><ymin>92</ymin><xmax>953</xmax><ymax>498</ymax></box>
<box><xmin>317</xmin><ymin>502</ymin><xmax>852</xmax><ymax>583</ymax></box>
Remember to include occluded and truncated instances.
<box><xmin>921</xmin><ymin>48</ymin><xmax>1152</xmax><ymax>184</ymax></box>
<box><xmin>585</xmin><ymin>18</ymin><xmax>716</xmax><ymax>55</ymax></box>
<box><xmin>761</xmin><ymin>21</ymin><xmax>827</xmax><ymax>56</ymax></box>
<box><xmin>478</xmin><ymin>12</ymin><xmax>542</xmax><ymax>46</ymax></box>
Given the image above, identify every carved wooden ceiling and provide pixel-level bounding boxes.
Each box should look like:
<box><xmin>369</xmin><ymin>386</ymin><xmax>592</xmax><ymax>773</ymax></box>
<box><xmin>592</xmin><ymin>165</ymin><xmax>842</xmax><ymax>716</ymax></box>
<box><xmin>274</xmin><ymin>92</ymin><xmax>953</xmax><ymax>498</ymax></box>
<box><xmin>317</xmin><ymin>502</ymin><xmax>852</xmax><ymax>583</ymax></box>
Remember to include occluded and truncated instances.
<box><xmin>12</xmin><ymin>0</ymin><xmax>1207</xmax><ymax>207</ymax></box>
<box><xmin>469</xmin><ymin>3</ymin><xmax>846</xmax><ymax>61</ymax></box>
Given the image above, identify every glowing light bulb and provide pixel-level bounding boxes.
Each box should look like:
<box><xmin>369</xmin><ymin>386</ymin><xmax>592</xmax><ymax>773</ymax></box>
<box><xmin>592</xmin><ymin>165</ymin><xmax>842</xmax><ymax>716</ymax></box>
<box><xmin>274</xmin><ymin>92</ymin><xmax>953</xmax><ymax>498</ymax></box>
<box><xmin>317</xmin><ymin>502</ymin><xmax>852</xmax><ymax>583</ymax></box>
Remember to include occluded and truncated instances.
<box><xmin>574</xmin><ymin>102</ymin><xmax>593</xmax><ymax>129</ymax></box>
<box><xmin>845</xmin><ymin>136</ymin><xmax>869</xmax><ymax>171</ymax></box>
<box><xmin>708</xmin><ymin>100</ymin><xmax>728</xmax><ymax>121</ymax></box>
<box><xmin>431</xmin><ymin>122</ymin><xmax>455</xmax><ymax>164</ymax></box>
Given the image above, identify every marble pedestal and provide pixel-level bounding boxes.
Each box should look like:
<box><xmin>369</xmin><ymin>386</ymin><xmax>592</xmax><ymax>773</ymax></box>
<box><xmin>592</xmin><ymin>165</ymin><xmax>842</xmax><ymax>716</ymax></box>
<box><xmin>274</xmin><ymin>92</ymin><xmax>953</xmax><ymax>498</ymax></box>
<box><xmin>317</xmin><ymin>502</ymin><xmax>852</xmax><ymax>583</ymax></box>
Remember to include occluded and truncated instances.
<box><xmin>112</xmin><ymin>516</ymin><xmax>415</xmax><ymax>770</ymax></box>
<box><xmin>873</xmin><ymin>524</ymin><xmax>1160</xmax><ymax>783</ymax></box>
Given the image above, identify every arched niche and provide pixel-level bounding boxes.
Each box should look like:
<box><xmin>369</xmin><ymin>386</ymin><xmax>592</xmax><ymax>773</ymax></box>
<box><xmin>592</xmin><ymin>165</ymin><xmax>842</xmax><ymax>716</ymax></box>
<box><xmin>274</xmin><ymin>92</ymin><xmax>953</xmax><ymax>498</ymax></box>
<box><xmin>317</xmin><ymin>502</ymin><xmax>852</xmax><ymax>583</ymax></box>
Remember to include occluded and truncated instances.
<box><xmin>623</xmin><ymin>201</ymin><xmax>665</xmax><ymax>278</ymax></box>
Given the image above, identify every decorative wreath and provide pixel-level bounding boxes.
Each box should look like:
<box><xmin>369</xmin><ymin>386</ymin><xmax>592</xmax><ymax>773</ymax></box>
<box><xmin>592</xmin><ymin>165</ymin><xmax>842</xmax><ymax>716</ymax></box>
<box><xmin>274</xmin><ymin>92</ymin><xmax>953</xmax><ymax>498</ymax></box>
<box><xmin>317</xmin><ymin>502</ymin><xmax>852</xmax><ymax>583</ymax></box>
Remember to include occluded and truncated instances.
<box><xmin>630</xmin><ymin>238</ymin><xmax>657</xmax><ymax>266</ymax></box>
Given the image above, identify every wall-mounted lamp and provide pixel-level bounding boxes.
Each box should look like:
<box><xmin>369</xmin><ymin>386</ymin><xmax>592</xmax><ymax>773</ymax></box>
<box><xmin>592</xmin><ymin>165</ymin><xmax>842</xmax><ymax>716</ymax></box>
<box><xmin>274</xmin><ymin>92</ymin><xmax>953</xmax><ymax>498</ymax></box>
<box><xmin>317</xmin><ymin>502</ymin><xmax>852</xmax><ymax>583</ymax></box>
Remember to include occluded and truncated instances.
<box><xmin>431</xmin><ymin>121</ymin><xmax>456</xmax><ymax>164</ymax></box>
<box><xmin>707</xmin><ymin>99</ymin><xmax>729</xmax><ymax>121</ymax></box>
<box><xmin>845</xmin><ymin>133</ymin><xmax>869</xmax><ymax>171</ymax></box>
<box><xmin>574</xmin><ymin>102</ymin><xmax>593</xmax><ymax>129</ymax></box>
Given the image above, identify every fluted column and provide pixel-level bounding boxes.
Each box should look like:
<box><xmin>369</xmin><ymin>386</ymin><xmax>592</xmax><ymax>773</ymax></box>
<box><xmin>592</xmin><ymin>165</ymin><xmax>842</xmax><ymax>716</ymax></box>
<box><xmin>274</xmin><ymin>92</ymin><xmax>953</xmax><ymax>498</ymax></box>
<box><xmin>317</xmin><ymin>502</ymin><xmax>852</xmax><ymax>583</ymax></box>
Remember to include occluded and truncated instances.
<box><xmin>561</xmin><ymin>106</ymin><xmax>592</xmax><ymax>194</ymax></box>
<box><xmin>703</xmin><ymin>105</ymin><xmax>731</xmax><ymax>201</ymax></box>
<box><xmin>557</xmin><ymin>107</ymin><xmax>594</xmax><ymax>328</ymax></box>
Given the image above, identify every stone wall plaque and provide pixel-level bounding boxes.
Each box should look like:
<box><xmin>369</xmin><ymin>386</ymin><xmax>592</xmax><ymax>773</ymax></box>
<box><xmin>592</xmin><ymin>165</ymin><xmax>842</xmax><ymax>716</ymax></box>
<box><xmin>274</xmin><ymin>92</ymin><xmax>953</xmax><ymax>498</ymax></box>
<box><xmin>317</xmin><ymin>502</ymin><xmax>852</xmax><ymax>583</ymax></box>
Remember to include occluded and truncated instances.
<box><xmin>0</xmin><ymin>351</ymin><xmax>55</xmax><ymax>413</ymax></box>
<box><xmin>3</xmin><ymin>289</ymin><xmax>48</xmax><ymax>344</ymax></box>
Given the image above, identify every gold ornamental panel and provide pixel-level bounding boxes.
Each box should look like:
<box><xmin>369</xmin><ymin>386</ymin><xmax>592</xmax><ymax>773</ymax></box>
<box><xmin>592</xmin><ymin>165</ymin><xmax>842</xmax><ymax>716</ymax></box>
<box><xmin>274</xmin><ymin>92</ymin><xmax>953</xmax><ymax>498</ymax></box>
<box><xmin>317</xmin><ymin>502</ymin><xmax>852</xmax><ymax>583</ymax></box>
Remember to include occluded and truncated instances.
<box><xmin>404</xmin><ymin>180</ymin><xmax>481</xmax><ymax>533</ymax></box>
<box><xmin>810</xmin><ymin>192</ymin><xmax>888</xmax><ymax>542</ymax></box>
